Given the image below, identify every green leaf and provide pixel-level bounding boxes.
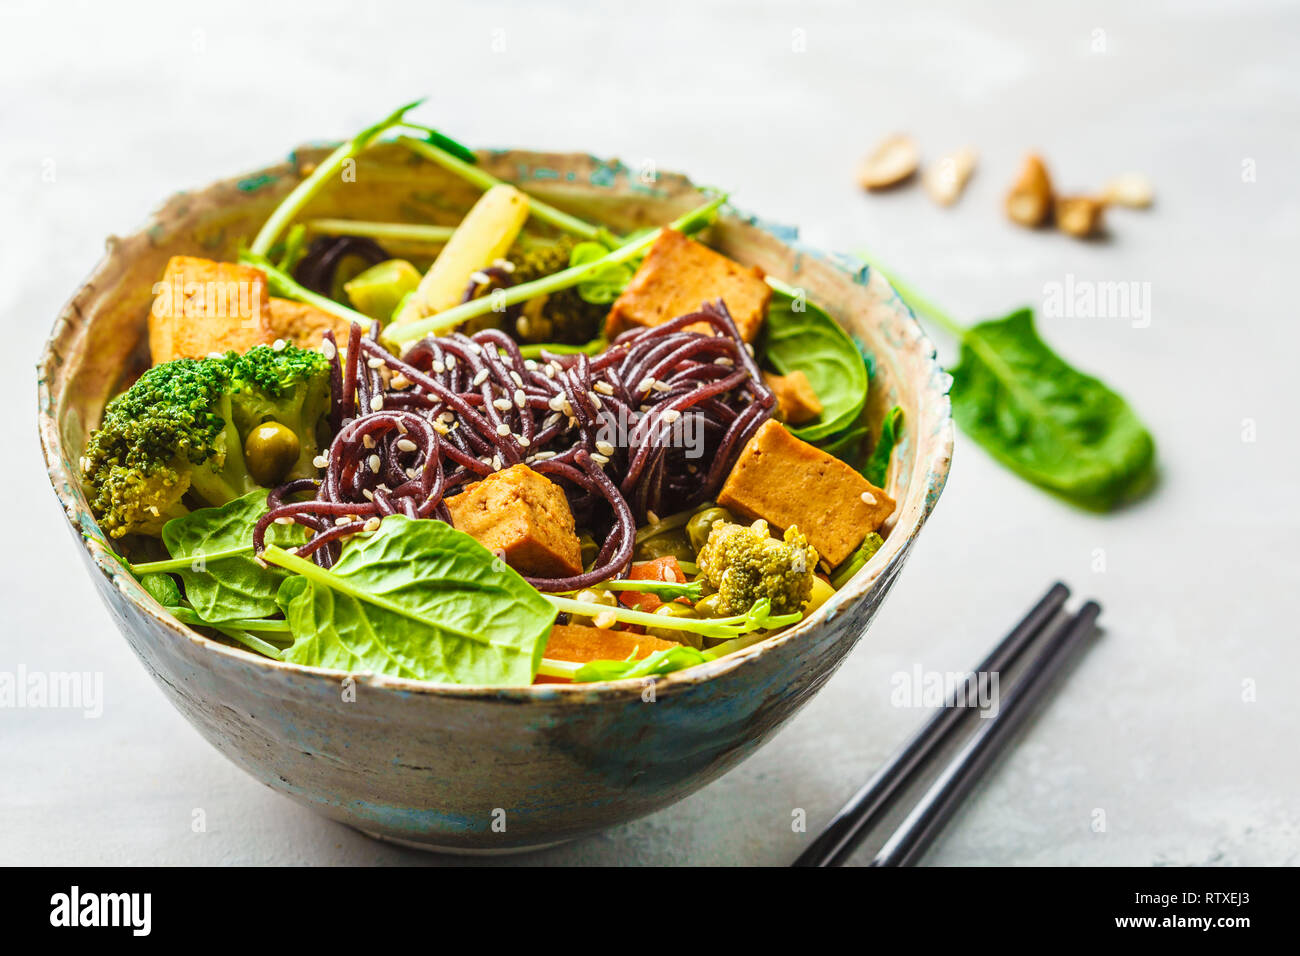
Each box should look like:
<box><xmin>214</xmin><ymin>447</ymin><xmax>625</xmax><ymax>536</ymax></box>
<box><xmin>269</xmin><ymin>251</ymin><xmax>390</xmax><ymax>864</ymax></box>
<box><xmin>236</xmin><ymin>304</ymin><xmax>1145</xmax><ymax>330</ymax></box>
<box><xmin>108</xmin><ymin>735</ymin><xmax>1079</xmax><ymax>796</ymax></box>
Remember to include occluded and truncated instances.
<box><xmin>270</xmin><ymin>516</ymin><xmax>556</xmax><ymax>685</ymax></box>
<box><xmin>138</xmin><ymin>572</ymin><xmax>182</xmax><ymax>607</ymax></box>
<box><xmin>760</xmin><ymin>290</ymin><xmax>868</xmax><ymax>442</ymax></box>
<box><xmin>950</xmin><ymin>309</ymin><xmax>1156</xmax><ymax>510</ymax></box>
<box><xmin>573</xmin><ymin>645</ymin><xmax>714</xmax><ymax>682</ymax></box>
<box><xmin>161</xmin><ymin>490</ymin><xmax>304</xmax><ymax>623</ymax></box>
<box><xmin>863</xmin><ymin>405</ymin><xmax>903</xmax><ymax>488</ymax></box>
<box><xmin>569</xmin><ymin>241</ymin><xmax>636</xmax><ymax>303</ymax></box>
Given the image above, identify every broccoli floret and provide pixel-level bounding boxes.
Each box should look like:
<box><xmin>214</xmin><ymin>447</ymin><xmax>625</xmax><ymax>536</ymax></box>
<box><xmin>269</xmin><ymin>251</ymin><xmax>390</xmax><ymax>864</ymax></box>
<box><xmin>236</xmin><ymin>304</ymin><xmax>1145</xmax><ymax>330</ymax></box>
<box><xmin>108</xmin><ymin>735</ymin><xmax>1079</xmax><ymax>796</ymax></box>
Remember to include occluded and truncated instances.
<box><xmin>696</xmin><ymin>519</ymin><xmax>819</xmax><ymax>616</ymax></box>
<box><xmin>82</xmin><ymin>344</ymin><xmax>330</xmax><ymax>539</ymax></box>
<box><xmin>508</xmin><ymin>237</ymin><xmax>609</xmax><ymax>344</ymax></box>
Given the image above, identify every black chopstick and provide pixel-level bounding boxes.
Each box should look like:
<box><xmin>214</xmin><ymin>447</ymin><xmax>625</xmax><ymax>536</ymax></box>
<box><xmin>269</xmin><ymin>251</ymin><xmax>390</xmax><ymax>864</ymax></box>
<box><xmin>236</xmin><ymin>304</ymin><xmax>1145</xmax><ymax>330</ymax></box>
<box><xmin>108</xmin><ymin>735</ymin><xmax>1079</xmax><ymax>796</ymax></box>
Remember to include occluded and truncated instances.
<box><xmin>871</xmin><ymin>600</ymin><xmax>1101</xmax><ymax>866</ymax></box>
<box><xmin>793</xmin><ymin>582</ymin><xmax>1070</xmax><ymax>867</ymax></box>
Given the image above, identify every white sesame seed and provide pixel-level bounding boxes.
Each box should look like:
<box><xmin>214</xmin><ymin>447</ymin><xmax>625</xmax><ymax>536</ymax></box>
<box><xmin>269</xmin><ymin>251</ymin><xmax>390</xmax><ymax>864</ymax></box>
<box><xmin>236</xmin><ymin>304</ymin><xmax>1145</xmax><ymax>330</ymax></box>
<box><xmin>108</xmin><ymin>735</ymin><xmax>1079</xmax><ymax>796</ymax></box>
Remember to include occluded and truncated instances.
<box><xmin>445</xmin><ymin>354</ymin><xmax>457</xmax><ymax>368</ymax></box>
<box><xmin>515</xmin><ymin>434</ymin><xmax>529</xmax><ymax>447</ymax></box>
<box><xmin>319</xmin><ymin>339</ymin><xmax>337</xmax><ymax>360</ymax></box>
<box><xmin>493</xmin><ymin>398</ymin><xmax>512</xmax><ymax>411</ymax></box>
<box><xmin>363</xmin><ymin>517</ymin><xmax>381</xmax><ymax>532</ymax></box>
<box><xmin>590</xmin><ymin>452</ymin><xmax>610</xmax><ymax>465</ymax></box>
<box><xmin>652</xmin><ymin>380</ymin><xmax>671</xmax><ymax>392</ymax></box>
<box><xmin>860</xmin><ymin>491</ymin><xmax>877</xmax><ymax>506</ymax></box>
<box><xmin>646</xmin><ymin>509</ymin><xmax>660</xmax><ymax>524</ymax></box>
<box><xmin>524</xmin><ymin>359</ymin><xmax>538</xmax><ymax>371</ymax></box>
<box><xmin>390</xmin><ymin>374</ymin><xmax>411</xmax><ymax>389</ymax></box>
<box><xmin>274</xmin><ymin>516</ymin><xmax>296</xmax><ymax>524</ymax></box>
<box><xmin>431</xmin><ymin>360</ymin><xmax>446</xmax><ymax>374</ymax></box>
<box><xmin>544</xmin><ymin>413</ymin><xmax>561</xmax><ymax>428</ymax></box>
<box><xmin>662</xmin><ymin>409</ymin><xmax>681</xmax><ymax>424</ymax></box>
<box><xmin>367</xmin><ymin>357</ymin><xmax>383</xmax><ymax>369</ymax></box>
<box><xmin>595</xmin><ymin>440</ymin><xmax>615</xmax><ymax>456</ymax></box>
<box><xmin>362</xmin><ymin>489</ymin><xmax>374</xmax><ymax>501</ymax></box>
<box><xmin>496</xmin><ymin>423</ymin><xmax>511</xmax><ymax>437</ymax></box>
<box><xmin>714</xmin><ymin>356</ymin><xmax>734</xmax><ymax>366</ymax></box>
<box><xmin>514</xmin><ymin>389</ymin><xmax>526</xmax><ymax>408</ymax></box>
<box><xmin>335</xmin><ymin>516</ymin><xmax>351</xmax><ymax>526</ymax></box>
<box><xmin>594</xmin><ymin>381</ymin><xmax>615</xmax><ymax>395</ymax></box>
<box><xmin>440</xmin><ymin>411</ymin><xmax>455</xmax><ymax>423</ymax></box>
<box><xmin>472</xmin><ymin>369</ymin><xmax>490</xmax><ymax>386</ymax></box>
<box><xmin>396</xmin><ymin>438</ymin><xmax>417</xmax><ymax>453</ymax></box>
<box><xmin>368</xmin><ymin>454</ymin><xmax>381</xmax><ymax>473</ymax></box>
<box><xmin>312</xmin><ymin>454</ymin><xmax>329</xmax><ymax>469</ymax></box>
<box><xmin>510</xmin><ymin>371</ymin><xmax>524</xmax><ymax>387</ymax></box>
<box><xmin>547</xmin><ymin>394</ymin><xmax>565</xmax><ymax>412</ymax></box>
<box><xmin>544</xmin><ymin>364</ymin><xmax>556</xmax><ymax>379</ymax></box>
<box><xmin>406</xmin><ymin>467</ymin><xmax>418</xmax><ymax>478</ymax></box>
<box><xmin>272</xmin><ymin>338</ymin><xmax>287</xmax><ymax>351</ymax></box>
<box><xmin>369</xmin><ymin>395</ymin><xmax>383</xmax><ymax>411</ymax></box>
<box><xmin>637</xmin><ymin>377</ymin><xmax>654</xmax><ymax>393</ymax></box>
<box><xmin>589</xmin><ymin>391</ymin><xmax>603</xmax><ymax>409</ymax></box>
<box><xmin>492</xmin><ymin>455</ymin><xmax>502</xmax><ymax>471</ymax></box>
<box><xmin>362</xmin><ymin>434</ymin><xmax>375</xmax><ymax>449</ymax></box>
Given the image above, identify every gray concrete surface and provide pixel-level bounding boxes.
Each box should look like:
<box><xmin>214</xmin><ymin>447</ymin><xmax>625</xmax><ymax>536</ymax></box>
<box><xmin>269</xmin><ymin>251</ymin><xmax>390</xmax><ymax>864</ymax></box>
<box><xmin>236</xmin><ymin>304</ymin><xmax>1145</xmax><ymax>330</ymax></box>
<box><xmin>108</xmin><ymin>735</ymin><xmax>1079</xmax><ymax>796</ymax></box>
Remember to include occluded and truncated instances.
<box><xmin>2</xmin><ymin>0</ymin><xmax>1297</xmax><ymax>865</ymax></box>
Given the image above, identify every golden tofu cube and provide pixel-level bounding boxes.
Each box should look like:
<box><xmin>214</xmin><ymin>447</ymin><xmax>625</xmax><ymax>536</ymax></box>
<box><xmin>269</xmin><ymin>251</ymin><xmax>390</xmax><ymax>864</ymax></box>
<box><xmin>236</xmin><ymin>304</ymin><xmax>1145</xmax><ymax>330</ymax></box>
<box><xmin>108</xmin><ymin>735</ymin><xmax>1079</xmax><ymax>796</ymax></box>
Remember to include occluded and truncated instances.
<box><xmin>717</xmin><ymin>419</ymin><xmax>895</xmax><ymax>567</ymax></box>
<box><xmin>267</xmin><ymin>297</ymin><xmax>360</xmax><ymax>348</ymax></box>
<box><xmin>606</xmin><ymin>230</ymin><xmax>771</xmax><ymax>342</ymax></box>
<box><xmin>148</xmin><ymin>257</ymin><xmax>273</xmax><ymax>364</ymax></box>
<box><xmin>445</xmin><ymin>465</ymin><xmax>583</xmax><ymax>578</ymax></box>
<box><xmin>763</xmin><ymin>370</ymin><xmax>823</xmax><ymax>425</ymax></box>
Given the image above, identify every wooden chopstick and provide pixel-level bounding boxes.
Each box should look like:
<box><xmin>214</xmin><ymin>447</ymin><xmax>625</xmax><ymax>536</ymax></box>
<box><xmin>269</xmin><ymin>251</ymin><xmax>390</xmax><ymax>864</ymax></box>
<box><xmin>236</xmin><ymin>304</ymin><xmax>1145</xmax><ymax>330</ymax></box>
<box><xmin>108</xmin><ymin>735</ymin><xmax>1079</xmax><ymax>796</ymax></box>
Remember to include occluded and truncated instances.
<box><xmin>793</xmin><ymin>582</ymin><xmax>1071</xmax><ymax>867</ymax></box>
<box><xmin>868</xmin><ymin>600</ymin><xmax>1100</xmax><ymax>866</ymax></box>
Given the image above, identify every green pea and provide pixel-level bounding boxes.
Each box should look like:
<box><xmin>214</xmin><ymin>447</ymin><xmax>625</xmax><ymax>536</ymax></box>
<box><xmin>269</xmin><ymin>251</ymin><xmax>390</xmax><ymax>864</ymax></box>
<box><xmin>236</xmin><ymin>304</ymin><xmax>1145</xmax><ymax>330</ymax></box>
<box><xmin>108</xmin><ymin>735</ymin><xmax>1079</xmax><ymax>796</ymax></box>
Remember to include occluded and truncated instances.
<box><xmin>244</xmin><ymin>422</ymin><xmax>301</xmax><ymax>487</ymax></box>
<box><xmin>686</xmin><ymin>506</ymin><xmax>735</xmax><ymax>552</ymax></box>
<box><xmin>634</xmin><ymin>529</ymin><xmax>694</xmax><ymax>562</ymax></box>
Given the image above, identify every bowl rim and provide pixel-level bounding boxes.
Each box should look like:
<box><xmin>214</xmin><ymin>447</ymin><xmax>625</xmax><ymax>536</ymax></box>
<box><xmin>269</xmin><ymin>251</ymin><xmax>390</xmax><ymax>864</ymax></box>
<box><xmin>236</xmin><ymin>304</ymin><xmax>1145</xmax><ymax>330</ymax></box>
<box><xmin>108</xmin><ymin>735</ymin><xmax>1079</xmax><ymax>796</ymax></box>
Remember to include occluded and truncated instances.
<box><xmin>36</xmin><ymin>146</ymin><xmax>954</xmax><ymax>703</ymax></box>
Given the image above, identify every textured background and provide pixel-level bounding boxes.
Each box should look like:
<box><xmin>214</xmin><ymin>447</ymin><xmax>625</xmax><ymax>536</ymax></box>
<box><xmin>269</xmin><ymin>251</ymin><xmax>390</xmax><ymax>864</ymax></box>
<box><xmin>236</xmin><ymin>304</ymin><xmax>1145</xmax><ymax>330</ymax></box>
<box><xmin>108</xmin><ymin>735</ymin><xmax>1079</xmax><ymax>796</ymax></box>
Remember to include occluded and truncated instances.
<box><xmin>3</xmin><ymin>0</ymin><xmax>1297</xmax><ymax>865</ymax></box>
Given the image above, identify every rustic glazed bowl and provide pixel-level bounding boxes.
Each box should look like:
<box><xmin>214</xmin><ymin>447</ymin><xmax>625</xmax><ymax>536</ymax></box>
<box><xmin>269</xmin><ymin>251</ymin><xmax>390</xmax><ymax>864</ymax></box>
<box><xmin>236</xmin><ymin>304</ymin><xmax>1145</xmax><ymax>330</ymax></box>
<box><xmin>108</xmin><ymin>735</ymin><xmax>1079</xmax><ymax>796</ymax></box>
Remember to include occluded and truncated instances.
<box><xmin>38</xmin><ymin>144</ymin><xmax>953</xmax><ymax>852</ymax></box>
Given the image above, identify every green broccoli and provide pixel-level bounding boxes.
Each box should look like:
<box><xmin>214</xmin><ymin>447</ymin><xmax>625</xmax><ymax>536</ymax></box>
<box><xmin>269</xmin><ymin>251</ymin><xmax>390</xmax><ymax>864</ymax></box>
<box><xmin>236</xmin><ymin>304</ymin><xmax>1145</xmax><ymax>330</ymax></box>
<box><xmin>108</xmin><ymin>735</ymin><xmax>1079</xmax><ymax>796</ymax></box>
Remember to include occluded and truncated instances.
<box><xmin>507</xmin><ymin>237</ymin><xmax>609</xmax><ymax>344</ymax></box>
<box><xmin>82</xmin><ymin>344</ymin><xmax>331</xmax><ymax>539</ymax></box>
<box><xmin>696</xmin><ymin>519</ymin><xmax>819</xmax><ymax>616</ymax></box>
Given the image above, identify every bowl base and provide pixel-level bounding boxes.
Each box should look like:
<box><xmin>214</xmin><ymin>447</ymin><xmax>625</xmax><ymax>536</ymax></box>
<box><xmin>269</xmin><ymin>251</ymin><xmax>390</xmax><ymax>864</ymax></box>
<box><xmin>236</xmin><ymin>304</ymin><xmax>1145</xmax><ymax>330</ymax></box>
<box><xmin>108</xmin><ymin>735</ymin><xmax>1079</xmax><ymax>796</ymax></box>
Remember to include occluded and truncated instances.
<box><xmin>353</xmin><ymin>826</ymin><xmax>574</xmax><ymax>856</ymax></box>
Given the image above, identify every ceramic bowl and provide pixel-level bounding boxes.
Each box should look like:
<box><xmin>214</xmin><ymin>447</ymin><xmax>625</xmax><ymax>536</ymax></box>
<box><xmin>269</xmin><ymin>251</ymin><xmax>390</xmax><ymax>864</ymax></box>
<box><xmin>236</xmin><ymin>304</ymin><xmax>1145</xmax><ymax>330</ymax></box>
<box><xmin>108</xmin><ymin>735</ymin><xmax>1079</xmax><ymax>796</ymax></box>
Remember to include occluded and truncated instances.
<box><xmin>37</xmin><ymin>144</ymin><xmax>953</xmax><ymax>852</ymax></box>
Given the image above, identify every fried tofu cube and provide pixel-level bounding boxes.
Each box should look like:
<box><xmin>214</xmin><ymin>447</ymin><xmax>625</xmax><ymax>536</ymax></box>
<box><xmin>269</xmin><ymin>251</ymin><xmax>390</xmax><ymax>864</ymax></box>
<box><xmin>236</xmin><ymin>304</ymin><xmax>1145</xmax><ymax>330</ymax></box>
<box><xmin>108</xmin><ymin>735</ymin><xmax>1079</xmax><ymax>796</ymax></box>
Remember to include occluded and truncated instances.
<box><xmin>543</xmin><ymin>624</ymin><xmax>678</xmax><ymax>665</ymax></box>
<box><xmin>763</xmin><ymin>370</ymin><xmax>824</xmax><ymax>425</ymax></box>
<box><xmin>606</xmin><ymin>229</ymin><xmax>772</xmax><ymax>342</ymax></box>
<box><xmin>717</xmin><ymin>419</ymin><xmax>895</xmax><ymax>567</ymax></box>
<box><xmin>445</xmin><ymin>465</ymin><xmax>583</xmax><ymax>578</ymax></box>
<box><xmin>148</xmin><ymin>256</ymin><xmax>274</xmax><ymax>364</ymax></box>
<box><xmin>267</xmin><ymin>297</ymin><xmax>360</xmax><ymax>348</ymax></box>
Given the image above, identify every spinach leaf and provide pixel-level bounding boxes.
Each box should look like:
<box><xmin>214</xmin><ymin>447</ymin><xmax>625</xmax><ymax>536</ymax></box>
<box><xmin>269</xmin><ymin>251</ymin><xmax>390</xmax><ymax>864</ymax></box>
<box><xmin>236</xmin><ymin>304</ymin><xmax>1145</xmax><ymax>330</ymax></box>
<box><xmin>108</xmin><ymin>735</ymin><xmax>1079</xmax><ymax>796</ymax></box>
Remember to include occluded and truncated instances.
<box><xmin>863</xmin><ymin>405</ymin><xmax>903</xmax><ymax>488</ymax></box>
<box><xmin>760</xmin><ymin>288</ymin><xmax>869</xmax><ymax>442</ymax></box>
<box><xmin>161</xmin><ymin>490</ymin><xmax>304</xmax><ymax>623</ymax></box>
<box><xmin>950</xmin><ymin>309</ymin><xmax>1156</xmax><ymax>510</ymax></box>
<box><xmin>269</xmin><ymin>516</ymin><xmax>556</xmax><ymax>685</ymax></box>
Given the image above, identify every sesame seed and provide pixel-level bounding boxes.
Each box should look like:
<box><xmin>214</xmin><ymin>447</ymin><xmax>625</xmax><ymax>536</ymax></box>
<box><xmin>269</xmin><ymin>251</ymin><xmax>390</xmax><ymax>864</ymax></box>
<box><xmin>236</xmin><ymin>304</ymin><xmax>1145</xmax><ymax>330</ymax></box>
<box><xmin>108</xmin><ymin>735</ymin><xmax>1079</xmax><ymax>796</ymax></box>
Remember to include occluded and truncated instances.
<box><xmin>860</xmin><ymin>491</ymin><xmax>877</xmax><ymax>506</ymax></box>
<box><xmin>396</xmin><ymin>438</ymin><xmax>417</xmax><ymax>453</ymax></box>
<box><xmin>391</xmin><ymin>374</ymin><xmax>411</xmax><ymax>389</ymax></box>
<box><xmin>492</xmin><ymin>455</ymin><xmax>502</xmax><ymax>471</ymax></box>
<box><xmin>472</xmin><ymin>369</ymin><xmax>490</xmax><ymax>386</ymax></box>
<box><xmin>363</xmin><ymin>517</ymin><xmax>381</xmax><ymax>532</ymax></box>
<box><xmin>590</xmin><ymin>452</ymin><xmax>610</xmax><ymax>465</ymax></box>
<box><xmin>496</xmin><ymin>423</ymin><xmax>511</xmax><ymax>436</ymax></box>
<box><xmin>515</xmin><ymin>434</ymin><xmax>529</xmax><ymax>447</ymax></box>
<box><xmin>367</xmin><ymin>357</ymin><xmax>383</xmax><ymax>369</ymax></box>
<box><xmin>662</xmin><ymin>409</ymin><xmax>681</xmax><ymax>424</ymax></box>
<box><xmin>406</xmin><ymin>467</ymin><xmax>418</xmax><ymax>478</ymax></box>
<box><xmin>312</xmin><ymin>454</ymin><xmax>329</xmax><ymax>469</ymax></box>
<box><xmin>595</xmin><ymin>440</ymin><xmax>615</xmax><ymax>456</ymax></box>
<box><xmin>431</xmin><ymin>360</ymin><xmax>446</xmax><ymax>374</ymax></box>
<box><xmin>335</xmin><ymin>516</ymin><xmax>351</xmax><ymax>526</ymax></box>
<box><xmin>594</xmin><ymin>381</ymin><xmax>614</xmax><ymax>395</ymax></box>
<box><xmin>274</xmin><ymin>516</ymin><xmax>296</xmax><ymax>524</ymax></box>
<box><xmin>319</xmin><ymin>339</ymin><xmax>337</xmax><ymax>360</ymax></box>
<box><xmin>544</xmin><ymin>364</ymin><xmax>556</xmax><ymax>379</ymax></box>
<box><xmin>446</xmin><ymin>355</ymin><xmax>457</xmax><ymax>368</ymax></box>
<box><xmin>361</xmin><ymin>489</ymin><xmax>374</xmax><ymax>501</ymax></box>
<box><xmin>524</xmin><ymin>359</ymin><xmax>538</xmax><ymax>371</ymax></box>
<box><xmin>514</xmin><ymin>389</ymin><xmax>526</xmax><ymax>408</ymax></box>
<box><xmin>368</xmin><ymin>454</ymin><xmax>381</xmax><ymax>473</ymax></box>
<box><xmin>470</xmin><ymin>270</ymin><xmax>490</xmax><ymax>284</ymax></box>
<box><xmin>272</xmin><ymin>339</ymin><xmax>287</xmax><ymax>351</ymax></box>
<box><xmin>510</xmin><ymin>371</ymin><xmax>524</xmax><ymax>387</ymax></box>
<box><xmin>547</xmin><ymin>394</ymin><xmax>565</xmax><ymax>412</ymax></box>
<box><xmin>362</xmin><ymin>434</ymin><xmax>375</xmax><ymax>449</ymax></box>
<box><xmin>714</xmin><ymin>356</ymin><xmax>734</xmax><ymax>366</ymax></box>
<box><xmin>440</xmin><ymin>411</ymin><xmax>455</xmax><ymax>423</ymax></box>
<box><xmin>652</xmin><ymin>380</ymin><xmax>671</xmax><ymax>392</ymax></box>
<box><xmin>493</xmin><ymin>398</ymin><xmax>512</xmax><ymax>411</ymax></box>
<box><xmin>646</xmin><ymin>509</ymin><xmax>660</xmax><ymax>524</ymax></box>
<box><xmin>589</xmin><ymin>391</ymin><xmax>603</xmax><ymax>409</ymax></box>
<box><xmin>369</xmin><ymin>395</ymin><xmax>383</xmax><ymax>411</ymax></box>
<box><xmin>637</xmin><ymin>377</ymin><xmax>654</xmax><ymax>393</ymax></box>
